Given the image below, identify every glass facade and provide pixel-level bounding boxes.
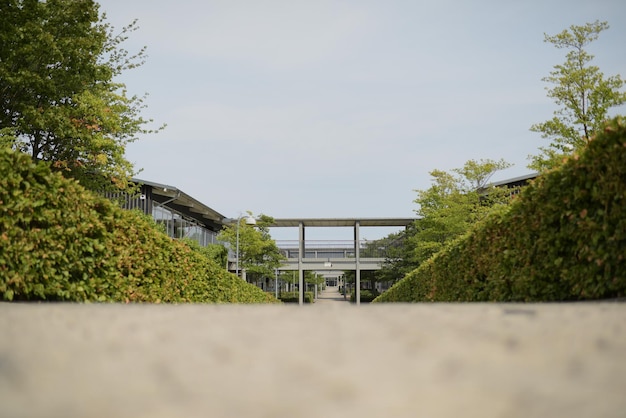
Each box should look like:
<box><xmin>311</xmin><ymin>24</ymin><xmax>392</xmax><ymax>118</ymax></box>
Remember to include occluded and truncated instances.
<box><xmin>105</xmin><ymin>182</ymin><xmax>224</xmax><ymax>249</ymax></box>
<box><xmin>152</xmin><ymin>203</ymin><xmax>219</xmax><ymax>246</ymax></box>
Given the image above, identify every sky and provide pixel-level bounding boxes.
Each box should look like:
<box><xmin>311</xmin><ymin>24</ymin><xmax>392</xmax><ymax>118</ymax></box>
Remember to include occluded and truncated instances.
<box><xmin>98</xmin><ymin>0</ymin><xmax>626</xmax><ymax>240</ymax></box>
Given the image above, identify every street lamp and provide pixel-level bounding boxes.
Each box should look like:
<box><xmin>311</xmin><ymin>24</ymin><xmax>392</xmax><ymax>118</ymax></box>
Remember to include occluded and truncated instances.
<box><xmin>235</xmin><ymin>214</ymin><xmax>256</xmax><ymax>278</ymax></box>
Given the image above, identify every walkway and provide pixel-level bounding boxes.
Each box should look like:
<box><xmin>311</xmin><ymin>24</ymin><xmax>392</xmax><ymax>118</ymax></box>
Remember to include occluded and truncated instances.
<box><xmin>313</xmin><ymin>285</ymin><xmax>350</xmax><ymax>304</ymax></box>
<box><xmin>1</xmin><ymin>302</ymin><xmax>625</xmax><ymax>418</ymax></box>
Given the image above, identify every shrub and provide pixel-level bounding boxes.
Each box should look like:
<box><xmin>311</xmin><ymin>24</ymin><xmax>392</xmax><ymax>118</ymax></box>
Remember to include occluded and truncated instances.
<box><xmin>278</xmin><ymin>291</ymin><xmax>314</xmax><ymax>303</ymax></box>
<box><xmin>0</xmin><ymin>148</ymin><xmax>278</xmax><ymax>303</ymax></box>
<box><xmin>181</xmin><ymin>239</ymin><xmax>229</xmax><ymax>269</ymax></box>
<box><xmin>350</xmin><ymin>289</ymin><xmax>379</xmax><ymax>303</ymax></box>
<box><xmin>375</xmin><ymin>117</ymin><xmax>626</xmax><ymax>303</ymax></box>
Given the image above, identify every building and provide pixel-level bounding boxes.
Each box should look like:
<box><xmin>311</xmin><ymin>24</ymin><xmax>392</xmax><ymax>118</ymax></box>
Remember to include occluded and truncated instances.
<box><xmin>112</xmin><ymin>178</ymin><xmax>227</xmax><ymax>247</ymax></box>
<box><xmin>490</xmin><ymin>172</ymin><xmax>539</xmax><ymax>195</ymax></box>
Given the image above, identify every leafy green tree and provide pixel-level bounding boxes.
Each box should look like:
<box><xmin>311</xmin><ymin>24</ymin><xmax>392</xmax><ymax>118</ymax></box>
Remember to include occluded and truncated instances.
<box><xmin>529</xmin><ymin>21</ymin><xmax>626</xmax><ymax>171</ymax></box>
<box><xmin>275</xmin><ymin>270</ymin><xmax>321</xmax><ymax>292</ymax></box>
<box><xmin>343</xmin><ymin>270</ymin><xmax>376</xmax><ymax>292</ymax></box>
<box><xmin>278</xmin><ymin>271</ymin><xmax>298</xmax><ymax>291</ymax></box>
<box><xmin>374</xmin><ymin>228</ymin><xmax>418</xmax><ymax>285</ymax></box>
<box><xmin>373</xmin><ymin>160</ymin><xmax>512</xmax><ymax>285</ymax></box>
<box><xmin>307</xmin><ymin>271</ymin><xmax>325</xmax><ymax>288</ymax></box>
<box><xmin>218</xmin><ymin>213</ymin><xmax>286</xmax><ymax>283</ymax></box>
<box><xmin>409</xmin><ymin>159</ymin><xmax>512</xmax><ymax>265</ymax></box>
<box><xmin>0</xmin><ymin>0</ymin><xmax>160</xmax><ymax>191</ymax></box>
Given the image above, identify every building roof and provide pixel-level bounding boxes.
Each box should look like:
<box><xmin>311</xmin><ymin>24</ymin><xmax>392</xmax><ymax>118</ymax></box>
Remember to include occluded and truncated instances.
<box><xmin>490</xmin><ymin>172</ymin><xmax>539</xmax><ymax>188</ymax></box>
<box><xmin>133</xmin><ymin>178</ymin><xmax>226</xmax><ymax>223</ymax></box>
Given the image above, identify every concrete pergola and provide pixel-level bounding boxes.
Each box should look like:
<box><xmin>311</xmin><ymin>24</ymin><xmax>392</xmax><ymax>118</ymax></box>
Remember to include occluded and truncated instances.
<box><xmin>270</xmin><ymin>218</ymin><xmax>415</xmax><ymax>305</ymax></box>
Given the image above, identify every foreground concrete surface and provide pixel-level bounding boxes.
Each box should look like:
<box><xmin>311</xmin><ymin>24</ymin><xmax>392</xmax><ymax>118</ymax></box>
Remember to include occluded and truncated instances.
<box><xmin>1</xmin><ymin>290</ymin><xmax>625</xmax><ymax>418</ymax></box>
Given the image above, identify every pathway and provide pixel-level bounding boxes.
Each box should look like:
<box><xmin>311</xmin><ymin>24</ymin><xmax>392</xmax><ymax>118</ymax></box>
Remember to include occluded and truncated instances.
<box><xmin>313</xmin><ymin>285</ymin><xmax>350</xmax><ymax>304</ymax></box>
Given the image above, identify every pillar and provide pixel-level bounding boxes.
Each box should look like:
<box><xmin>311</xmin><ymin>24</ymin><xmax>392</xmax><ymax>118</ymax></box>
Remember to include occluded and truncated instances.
<box><xmin>355</xmin><ymin>220</ymin><xmax>361</xmax><ymax>306</ymax></box>
<box><xmin>298</xmin><ymin>221</ymin><xmax>305</xmax><ymax>306</ymax></box>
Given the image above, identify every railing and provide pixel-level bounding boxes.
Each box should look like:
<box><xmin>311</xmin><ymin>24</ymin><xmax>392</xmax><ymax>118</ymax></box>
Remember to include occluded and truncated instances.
<box><xmin>276</xmin><ymin>240</ymin><xmax>389</xmax><ymax>259</ymax></box>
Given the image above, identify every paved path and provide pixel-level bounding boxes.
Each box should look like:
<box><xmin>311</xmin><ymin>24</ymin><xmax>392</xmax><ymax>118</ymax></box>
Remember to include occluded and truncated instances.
<box><xmin>1</xmin><ymin>301</ymin><xmax>625</xmax><ymax>418</ymax></box>
<box><xmin>314</xmin><ymin>285</ymin><xmax>350</xmax><ymax>304</ymax></box>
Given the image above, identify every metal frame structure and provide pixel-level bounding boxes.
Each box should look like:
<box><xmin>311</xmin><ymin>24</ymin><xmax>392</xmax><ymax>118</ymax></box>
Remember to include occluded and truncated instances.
<box><xmin>270</xmin><ymin>218</ymin><xmax>415</xmax><ymax>305</ymax></box>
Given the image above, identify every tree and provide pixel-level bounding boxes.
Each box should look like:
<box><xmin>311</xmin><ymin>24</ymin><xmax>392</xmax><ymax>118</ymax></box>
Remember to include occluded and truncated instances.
<box><xmin>275</xmin><ymin>270</ymin><xmax>320</xmax><ymax>292</ymax></box>
<box><xmin>374</xmin><ymin>228</ymin><xmax>418</xmax><ymax>285</ymax></box>
<box><xmin>409</xmin><ymin>159</ymin><xmax>512</xmax><ymax>265</ymax></box>
<box><xmin>529</xmin><ymin>21</ymin><xmax>626</xmax><ymax>171</ymax></box>
<box><xmin>278</xmin><ymin>271</ymin><xmax>298</xmax><ymax>291</ymax></box>
<box><xmin>304</xmin><ymin>271</ymin><xmax>325</xmax><ymax>291</ymax></box>
<box><xmin>217</xmin><ymin>213</ymin><xmax>286</xmax><ymax>283</ymax></box>
<box><xmin>342</xmin><ymin>270</ymin><xmax>377</xmax><ymax>291</ymax></box>
<box><xmin>0</xmin><ymin>0</ymin><xmax>160</xmax><ymax>191</ymax></box>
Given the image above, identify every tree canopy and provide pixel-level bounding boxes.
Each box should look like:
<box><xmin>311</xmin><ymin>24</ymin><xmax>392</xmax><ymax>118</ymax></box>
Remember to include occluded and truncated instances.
<box><xmin>217</xmin><ymin>213</ymin><xmax>286</xmax><ymax>281</ymax></box>
<box><xmin>407</xmin><ymin>159</ymin><xmax>512</xmax><ymax>265</ymax></box>
<box><xmin>529</xmin><ymin>20</ymin><xmax>625</xmax><ymax>171</ymax></box>
<box><xmin>0</xmin><ymin>0</ymin><xmax>160</xmax><ymax>191</ymax></box>
<box><xmin>371</xmin><ymin>159</ymin><xmax>513</xmax><ymax>285</ymax></box>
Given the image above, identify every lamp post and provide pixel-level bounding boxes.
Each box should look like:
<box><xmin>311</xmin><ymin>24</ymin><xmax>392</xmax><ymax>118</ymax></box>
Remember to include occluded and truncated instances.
<box><xmin>234</xmin><ymin>214</ymin><xmax>256</xmax><ymax>278</ymax></box>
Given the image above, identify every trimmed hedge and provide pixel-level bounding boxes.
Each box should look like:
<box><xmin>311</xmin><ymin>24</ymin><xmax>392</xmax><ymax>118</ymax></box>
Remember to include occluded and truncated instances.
<box><xmin>350</xmin><ymin>289</ymin><xmax>379</xmax><ymax>303</ymax></box>
<box><xmin>278</xmin><ymin>291</ymin><xmax>314</xmax><ymax>303</ymax></box>
<box><xmin>0</xmin><ymin>148</ymin><xmax>278</xmax><ymax>303</ymax></box>
<box><xmin>181</xmin><ymin>239</ymin><xmax>229</xmax><ymax>269</ymax></box>
<box><xmin>376</xmin><ymin>117</ymin><xmax>626</xmax><ymax>302</ymax></box>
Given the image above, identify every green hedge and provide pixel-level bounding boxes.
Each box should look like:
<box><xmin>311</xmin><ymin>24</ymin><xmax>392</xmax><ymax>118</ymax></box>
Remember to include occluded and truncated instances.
<box><xmin>0</xmin><ymin>148</ymin><xmax>278</xmax><ymax>303</ymax></box>
<box><xmin>376</xmin><ymin>117</ymin><xmax>626</xmax><ymax>302</ymax></box>
<box><xmin>350</xmin><ymin>289</ymin><xmax>379</xmax><ymax>303</ymax></box>
<box><xmin>181</xmin><ymin>239</ymin><xmax>229</xmax><ymax>269</ymax></box>
<box><xmin>278</xmin><ymin>291</ymin><xmax>314</xmax><ymax>303</ymax></box>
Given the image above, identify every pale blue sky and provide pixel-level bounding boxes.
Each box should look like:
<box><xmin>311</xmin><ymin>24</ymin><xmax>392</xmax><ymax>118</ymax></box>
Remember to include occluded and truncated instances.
<box><xmin>99</xmin><ymin>0</ymin><xmax>626</xmax><ymax>240</ymax></box>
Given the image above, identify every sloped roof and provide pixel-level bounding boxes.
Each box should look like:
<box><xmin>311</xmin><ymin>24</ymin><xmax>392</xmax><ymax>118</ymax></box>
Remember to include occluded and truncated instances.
<box><xmin>133</xmin><ymin>178</ymin><xmax>226</xmax><ymax>223</ymax></box>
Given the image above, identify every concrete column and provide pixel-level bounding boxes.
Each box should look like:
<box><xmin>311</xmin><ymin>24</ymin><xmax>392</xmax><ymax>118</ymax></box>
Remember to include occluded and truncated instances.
<box><xmin>298</xmin><ymin>222</ymin><xmax>304</xmax><ymax>306</ymax></box>
<box><xmin>355</xmin><ymin>221</ymin><xmax>361</xmax><ymax>306</ymax></box>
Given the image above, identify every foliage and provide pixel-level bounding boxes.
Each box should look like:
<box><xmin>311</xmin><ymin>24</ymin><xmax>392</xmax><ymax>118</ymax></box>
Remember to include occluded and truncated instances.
<box><xmin>343</xmin><ymin>270</ymin><xmax>376</xmax><ymax>289</ymax></box>
<box><xmin>305</xmin><ymin>271</ymin><xmax>325</xmax><ymax>286</ymax></box>
<box><xmin>182</xmin><ymin>239</ymin><xmax>229</xmax><ymax>268</ymax></box>
<box><xmin>0</xmin><ymin>127</ymin><xmax>17</xmax><ymax>149</ymax></box>
<box><xmin>217</xmin><ymin>213</ymin><xmax>286</xmax><ymax>280</ymax></box>
<box><xmin>373</xmin><ymin>228</ymin><xmax>418</xmax><ymax>285</ymax></box>
<box><xmin>0</xmin><ymin>148</ymin><xmax>278</xmax><ymax>303</ymax></box>
<box><xmin>278</xmin><ymin>271</ymin><xmax>299</xmax><ymax>286</ymax></box>
<box><xmin>0</xmin><ymin>0</ymin><xmax>162</xmax><ymax>192</ymax></box>
<box><xmin>375</xmin><ymin>117</ymin><xmax>626</xmax><ymax>303</ymax></box>
<box><xmin>350</xmin><ymin>289</ymin><xmax>379</xmax><ymax>303</ymax></box>
<box><xmin>278</xmin><ymin>291</ymin><xmax>314</xmax><ymax>304</ymax></box>
<box><xmin>529</xmin><ymin>21</ymin><xmax>626</xmax><ymax>171</ymax></box>
<box><xmin>276</xmin><ymin>270</ymin><xmax>322</xmax><ymax>293</ymax></box>
<box><xmin>409</xmin><ymin>158</ymin><xmax>512</xmax><ymax>265</ymax></box>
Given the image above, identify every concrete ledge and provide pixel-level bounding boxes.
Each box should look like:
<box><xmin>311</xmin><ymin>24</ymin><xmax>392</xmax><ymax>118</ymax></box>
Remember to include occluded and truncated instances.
<box><xmin>1</xmin><ymin>302</ymin><xmax>625</xmax><ymax>418</ymax></box>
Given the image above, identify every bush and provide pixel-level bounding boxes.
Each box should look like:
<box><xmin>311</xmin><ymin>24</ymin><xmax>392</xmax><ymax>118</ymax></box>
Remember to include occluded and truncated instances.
<box><xmin>375</xmin><ymin>117</ymin><xmax>626</xmax><ymax>303</ymax></box>
<box><xmin>0</xmin><ymin>148</ymin><xmax>278</xmax><ymax>303</ymax></box>
<box><xmin>181</xmin><ymin>239</ymin><xmax>229</xmax><ymax>268</ymax></box>
<box><xmin>350</xmin><ymin>289</ymin><xmax>379</xmax><ymax>303</ymax></box>
<box><xmin>278</xmin><ymin>291</ymin><xmax>314</xmax><ymax>303</ymax></box>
